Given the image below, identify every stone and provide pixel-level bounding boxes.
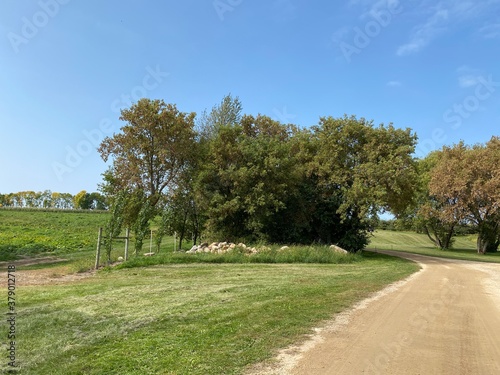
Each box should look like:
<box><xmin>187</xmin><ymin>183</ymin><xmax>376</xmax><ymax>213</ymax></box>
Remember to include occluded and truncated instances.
<box><xmin>330</xmin><ymin>245</ymin><xmax>349</xmax><ymax>254</ymax></box>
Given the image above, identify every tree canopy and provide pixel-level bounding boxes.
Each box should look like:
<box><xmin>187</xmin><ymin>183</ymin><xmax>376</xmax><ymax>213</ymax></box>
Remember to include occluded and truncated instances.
<box><xmin>98</xmin><ymin>98</ymin><xmax>196</xmax><ymax>206</ymax></box>
<box><xmin>98</xmin><ymin>97</ymin><xmax>419</xmax><ymax>253</ymax></box>
<box><xmin>426</xmin><ymin>137</ymin><xmax>500</xmax><ymax>253</ymax></box>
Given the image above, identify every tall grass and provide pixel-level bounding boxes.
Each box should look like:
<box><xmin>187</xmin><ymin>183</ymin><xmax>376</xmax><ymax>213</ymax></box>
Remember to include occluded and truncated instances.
<box><xmin>113</xmin><ymin>245</ymin><xmax>360</xmax><ymax>270</ymax></box>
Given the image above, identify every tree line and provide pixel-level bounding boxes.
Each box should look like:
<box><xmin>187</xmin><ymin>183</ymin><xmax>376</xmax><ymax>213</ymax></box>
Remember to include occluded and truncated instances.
<box><xmin>99</xmin><ymin>95</ymin><xmax>498</xmax><ymax>254</ymax></box>
<box><xmin>0</xmin><ymin>190</ymin><xmax>107</xmax><ymax>210</ymax></box>
<box><xmin>98</xmin><ymin>96</ymin><xmax>419</xmax><ymax>254</ymax></box>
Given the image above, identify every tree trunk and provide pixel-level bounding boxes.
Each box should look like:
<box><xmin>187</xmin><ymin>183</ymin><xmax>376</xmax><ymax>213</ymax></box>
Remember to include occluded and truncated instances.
<box><xmin>477</xmin><ymin>236</ymin><xmax>487</xmax><ymax>254</ymax></box>
<box><xmin>442</xmin><ymin>224</ymin><xmax>455</xmax><ymax>249</ymax></box>
<box><xmin>476</xmin><ymin>220</ymin><xmax>500</xmax><ymax>254</ymax></box>
<box><xmin>424</xmin><ymin>225</ymin><xmax>441</xmax><ymax>248</ymax></box>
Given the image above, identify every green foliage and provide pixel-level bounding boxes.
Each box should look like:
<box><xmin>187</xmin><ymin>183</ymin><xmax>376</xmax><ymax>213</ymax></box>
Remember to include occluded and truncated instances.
<box><xmin>312</xmin><ymin>115</ymin><xmax>418</xmax><ymax>219</ymax></box>
<box><xmin>197</xmin><ymin>93</ymin><xmax>243</xmax><ymax>139</ymax></box>
<box><xmin>99</xmin><ymin>98</ymin><xmax>419</xmax><ymax>253</ymax></box>
<box><xmin>199</xmin><ymin>116</ymin><xmax>303</xmax><ymax>243</ymax></box>
<box><xmin>426</xmin><ymin>138</ymin><xmax>500</xmax><ymax>253</ymax></box>
<box><xmin>98</xmin><ymin>98</ymin><xmax>198</xmax><ymax>253</ymax></box>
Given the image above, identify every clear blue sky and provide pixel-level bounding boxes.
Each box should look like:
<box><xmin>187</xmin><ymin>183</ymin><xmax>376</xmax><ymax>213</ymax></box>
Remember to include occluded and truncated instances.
<box><xmin>1</xmin><ymin>0</ymin><xmax>499</xmax><ymax>195</ymax></box>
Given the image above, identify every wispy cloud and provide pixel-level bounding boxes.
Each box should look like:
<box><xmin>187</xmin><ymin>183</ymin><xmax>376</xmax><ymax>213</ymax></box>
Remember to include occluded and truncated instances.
<box><xmin>479</xmin><ymin>22</ymin><xmax>500</xmax><ymax>38</ymax></box>
<box><xmin>396</xmin><ymin>0</ymin><xmax>500</xmax><ymax>56</ymax></box>
<box><xmin>396</xmin><ymin>8</ymin><xmax>449</xmax><ymax>56</ymax></box>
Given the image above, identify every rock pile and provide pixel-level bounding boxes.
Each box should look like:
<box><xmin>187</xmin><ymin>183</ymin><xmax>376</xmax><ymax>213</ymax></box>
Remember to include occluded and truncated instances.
<box><xmin>186</xmin><ymin>242</ymin><xmax>259</xmax><ymax>255</ymax></box>
<box><xmin>185</xmin><ymin>242</ymin><xmax>350</xmax><ymax>255</ymax></box>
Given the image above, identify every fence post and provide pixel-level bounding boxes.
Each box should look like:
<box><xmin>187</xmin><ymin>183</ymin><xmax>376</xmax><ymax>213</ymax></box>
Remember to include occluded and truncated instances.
<box><xmin>150</xmin><ymin>229</ymin><xmax>153</xmax><ymax>253</ymax></box>
<box><xmin>95</xmin><ymin>227</ymin><xmax>102</xmax><ymax>270</ymax></box>
<box><xmin>124</xmin><ymin>228</ymin><xmax>130</xmax><ymax>260</ymax></box>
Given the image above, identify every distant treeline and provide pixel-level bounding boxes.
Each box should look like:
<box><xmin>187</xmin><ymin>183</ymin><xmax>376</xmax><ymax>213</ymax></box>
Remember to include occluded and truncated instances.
<box><xmin>0</xmin><ymin>190</ymin><xmax>108</xmax><ymax>210</ymax></box>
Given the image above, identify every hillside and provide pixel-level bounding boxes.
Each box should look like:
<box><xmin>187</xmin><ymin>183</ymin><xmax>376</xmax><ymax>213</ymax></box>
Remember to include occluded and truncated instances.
<box><xmin>0</xmin><ymin>209</ymin><xmax>109</xmax><ymax>260</ymax></box>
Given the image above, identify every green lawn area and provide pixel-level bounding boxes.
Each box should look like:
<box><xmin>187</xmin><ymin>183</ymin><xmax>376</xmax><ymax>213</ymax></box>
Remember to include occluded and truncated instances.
<box><xmin>6</xmin><ymin>252</ymin><xmax>417</xmax><ymax>375</ymax></box>
<box><xmin>368</xmin><ymin>230</ymin><xmax>500</xmax><ymax>263</ymax></box>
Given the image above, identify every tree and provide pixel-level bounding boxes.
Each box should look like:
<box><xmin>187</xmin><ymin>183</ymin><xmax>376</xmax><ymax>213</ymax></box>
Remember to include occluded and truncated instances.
<box><xmin>197</xmin><ymin>93</ymin><xmax>242</xmax><ymax>140</ymax></box>
<box><xmin>98</xmin><ymin>98</ymin><xmax>197</xmax><ymax>252</ymax></box>
<box><xmin>428</xmin><ymin>138</ymin><xmax>500</xmax><ymax>253</ymax></box>
<box><xmin>414</xmin><ymin>152</ymin><xmax>456</xmax><ymax>249</ymax></box>
<box><xmin>312</xmin><ymin>115</ymin><xmax>418</xmax><ymax>225</ymax></box>
<box><xmin>198</xmin><ymin>115</ymin><xmax>302</xmax><ymax>242</ymax></box>
<box><xmin>99</xmin><ymin>99</ymin><xmax>196</xmax><ymax>206</ymax></box>
<box><xmin>74</xmin><ymin>190</ymin><xmax>92</xmax><ymax>209</ymax></box>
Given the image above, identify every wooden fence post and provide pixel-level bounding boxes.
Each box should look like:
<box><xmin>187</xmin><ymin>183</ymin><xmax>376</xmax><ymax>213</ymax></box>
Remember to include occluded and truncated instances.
<box><xmin>124</xmin><ymin>228</ymin><xmax>130</xmax><ymax>260</ymax></box>
<box><xmin>95</xmin><ymin>227</ymin><xmax>102</xmax><ymax>270</ymax></box>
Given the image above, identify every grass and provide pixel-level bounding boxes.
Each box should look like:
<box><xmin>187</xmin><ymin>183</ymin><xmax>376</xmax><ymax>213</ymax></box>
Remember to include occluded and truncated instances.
<box><xmin>0</xmin><ymin>209</ymin><xmax>109</xmax><ymax>259</ymax></box>
<box><xmin>368</xmin><ymin>230</ymin><xmax>500</xmax><ymax>263</ymax></box>
<box><xmin>113</xmin><ymin>245</ymin><xmax>361</xmax><ymax>269</ymax></box>
<box><xmin>6</xmin><ymin>252</ymin><xmax>418</xmax><ymax>375</ymax></box>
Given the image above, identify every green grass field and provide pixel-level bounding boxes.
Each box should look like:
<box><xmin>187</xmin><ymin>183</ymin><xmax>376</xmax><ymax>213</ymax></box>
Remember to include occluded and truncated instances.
<box><xmin>6</xmin><ymin>253</ymin><xmax>417</xmax><ymax>375</ymax></box>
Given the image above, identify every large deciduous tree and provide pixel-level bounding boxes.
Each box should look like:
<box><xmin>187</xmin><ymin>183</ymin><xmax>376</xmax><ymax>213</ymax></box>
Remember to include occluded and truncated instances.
<box><xmin>428</xmin><ymin>138</ymin><xmax>500</xmax><ymax>253</ymax></box>
<box><xmin>98</xmin><ymin>99</ymin><xmax>197</xmax><ymax>252</ymax></box>
<box><xmin>415</xmin><ymin>152</ymin><xmax>456</xmax><ymax>249</ymax></box>
<box><xmin>99</xmin><ymin>99</ymin><xmax>196</xmax><ymax>205</ymax></box>
<box><xmin>198</xmin><ymin>114</ymin><xmax>301</xmax><ymax>242</ymax></box>
<box><xmin>312</xmin><ymin>115</ymin><xmax>418</xmax><ymax>223</ymax></box>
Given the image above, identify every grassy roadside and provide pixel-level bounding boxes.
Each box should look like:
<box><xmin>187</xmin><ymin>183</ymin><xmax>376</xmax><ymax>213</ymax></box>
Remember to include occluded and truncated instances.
<box><xmin>6</xmin><ymin>252</ymin><xmax>418</xmax><ymax>375</ymax></box>
<box><xmin>368</xmin><ymin>230</ymin><xmax>500</xmax><ymax>263</ymax></box>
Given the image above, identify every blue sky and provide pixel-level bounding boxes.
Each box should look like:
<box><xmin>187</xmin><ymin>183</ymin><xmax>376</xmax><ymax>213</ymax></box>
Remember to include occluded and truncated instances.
<box><xmin>1</xmin><ymin>0</ymin><xmax>499</xmax><ymax>195</ymax></box>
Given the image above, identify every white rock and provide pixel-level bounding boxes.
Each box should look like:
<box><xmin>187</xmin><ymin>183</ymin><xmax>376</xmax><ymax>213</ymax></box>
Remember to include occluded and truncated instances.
<box><xmin>330</xmin><ymin>245</ymin><xmax>349</xmax><ymax>254</ymax></box>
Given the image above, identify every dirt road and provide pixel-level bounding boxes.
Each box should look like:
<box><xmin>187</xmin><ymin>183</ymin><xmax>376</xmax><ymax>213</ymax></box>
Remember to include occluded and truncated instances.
<box><xmin>250</xmin><ymin>251</ymin><xmax>500</xmax><ymax>375</ymax></box>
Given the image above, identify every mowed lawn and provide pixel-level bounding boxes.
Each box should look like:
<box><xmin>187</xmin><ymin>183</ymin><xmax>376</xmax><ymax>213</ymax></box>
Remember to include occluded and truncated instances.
<box><xmin>8</xmin><ymin>253</ymin><xmax>417</xmax><ymax>375</ymax></box>
<box><xmin>368</xmin><ymin>230</ymin><xmax>500</xmax><ymax>263</ymax></box>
